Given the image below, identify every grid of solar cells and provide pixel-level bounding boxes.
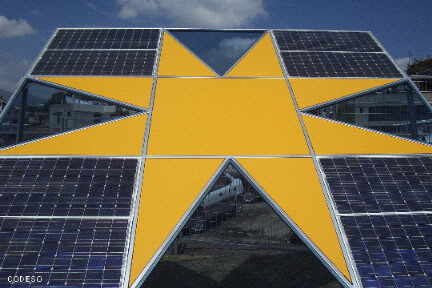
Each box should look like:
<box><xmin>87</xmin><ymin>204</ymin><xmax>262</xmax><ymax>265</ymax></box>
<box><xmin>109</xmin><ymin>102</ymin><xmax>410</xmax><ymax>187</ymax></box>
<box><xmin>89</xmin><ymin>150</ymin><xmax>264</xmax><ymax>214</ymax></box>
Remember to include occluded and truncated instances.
<box><xmin>273</xmin><ymin>31</ymin><xmax>382</xmax><ymax>52</ymax></box>
<box><xmin>320</xmin><ymin>157</ymin><xmax>432</xmax><ymax>214</ymax></box>
<box><xmin>0</xmin><ymin>218</ymin><xmax>128</xmax><ymax>288</ymax></box>
<box><xmin>0</xmin><ymin>158</ymin><xmax>137</xmax><ymax>216</ymax></box>
<box><xmin>281</xmin><ymin>51</ymin><xmax>402</xmax><ymax>78</ymax></box>
<box><xmin>48</xmin><ymin>29</ymin><xmax>160</xmax><ymax>50</ymax></box>
<box><xmin>31</xmin><ymin>50</ymin><xmax>156</xmax><ymax>75</ymax></box>
<box><xmin>341</xmin><ymin>214</ymin><xmax>432</xmax><ymax>288</ymax></box>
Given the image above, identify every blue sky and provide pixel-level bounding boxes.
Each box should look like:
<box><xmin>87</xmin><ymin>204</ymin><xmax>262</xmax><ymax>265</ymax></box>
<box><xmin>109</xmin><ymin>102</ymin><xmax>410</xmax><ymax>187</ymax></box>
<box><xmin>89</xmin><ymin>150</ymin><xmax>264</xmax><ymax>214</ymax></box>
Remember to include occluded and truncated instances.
<box><xmin>0</xmin><ymin>0</ymin><xmax>431</xmax><ymax>92</ymax></box>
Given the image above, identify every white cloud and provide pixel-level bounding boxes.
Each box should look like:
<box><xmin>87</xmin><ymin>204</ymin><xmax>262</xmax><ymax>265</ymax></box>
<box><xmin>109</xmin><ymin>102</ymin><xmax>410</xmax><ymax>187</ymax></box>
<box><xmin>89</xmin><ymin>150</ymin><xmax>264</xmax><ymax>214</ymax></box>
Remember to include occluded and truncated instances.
<box><xmin>117</xmin><ymin>0</ymin><xmax>267</xmax><ymax>27</ymax></box>
<box><xmin>395</xmin><ymin>57</ymin><xmax>411</xmax><ymax>72</ymax></box>
<box><xmin>0</xmin><ymin>52</ymin><xmax>30</xmax><ymax>92</ymax></box>
<box><xmin>0</xmin><ymin>16</ymin><xmax>36</xmax><ymax>38</ymax></box>
<box><xmin>219</xmin><ymin>37</ymin><xmax>256</xmax><ymax>56</ymax></box>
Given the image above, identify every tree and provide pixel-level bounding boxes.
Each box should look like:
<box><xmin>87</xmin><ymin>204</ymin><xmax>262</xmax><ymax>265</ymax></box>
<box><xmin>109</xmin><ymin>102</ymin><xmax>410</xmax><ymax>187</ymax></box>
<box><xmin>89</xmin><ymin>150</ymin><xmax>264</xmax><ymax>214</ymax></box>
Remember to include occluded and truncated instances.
<box><xmin>407</xmin><ymin>57</ymin><xmax>432</xmax><ymax>75</ymax></box>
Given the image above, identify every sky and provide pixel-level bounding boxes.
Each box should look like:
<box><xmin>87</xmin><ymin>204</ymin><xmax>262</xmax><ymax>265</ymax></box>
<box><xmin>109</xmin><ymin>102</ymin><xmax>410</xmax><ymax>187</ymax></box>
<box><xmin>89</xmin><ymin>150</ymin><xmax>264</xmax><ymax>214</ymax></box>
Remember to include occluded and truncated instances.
<box><xmin>0</xmin><ymin>0</ymin><xmax>431</xmax><ymax>92</ymax></box>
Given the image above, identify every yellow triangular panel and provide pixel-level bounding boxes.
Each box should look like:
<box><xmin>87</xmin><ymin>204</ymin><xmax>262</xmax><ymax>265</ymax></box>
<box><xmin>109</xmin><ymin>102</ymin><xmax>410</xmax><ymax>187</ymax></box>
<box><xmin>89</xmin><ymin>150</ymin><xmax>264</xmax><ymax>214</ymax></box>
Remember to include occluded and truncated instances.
<box><xmin>290</xmin><ymin>78</ymin><xmax>401</xmax><ymax>109</ymax></box>
<box><xmin>158</xmin><ymin>32</ymin><xmax>216</xmax><ymax>77</ymax></box>
<box><xmin>238</xmin><ymin>158</ymin><xmax>351</xmax><ymax>281</ymax></box>
<box><xmin>303</xmin><ymin>114</ymin><xmax>432</xmax><ymax>154</ymax></box>
<box><xmin>0</xmin><ymin>114</ymin><xmax>147</xmax><ymax>156</ymax></box>
<box><xmin>36</xmin><ymin>77</ymin><xmax>153</xmax><ymax>108</ymax></box>
<box><xmin>148</xmin><ymin>78</ymin><xmax>309</xmax><ymax>155</ymax></box>
<box><xmin>129</xmin><ymin>158</ymin><xmax>223</xmax><ymax>286</ymax></box>
<box><xmin>226</xmin><ymin>33</ymin><xmax>283</xmax><ymax>77</ymax></box>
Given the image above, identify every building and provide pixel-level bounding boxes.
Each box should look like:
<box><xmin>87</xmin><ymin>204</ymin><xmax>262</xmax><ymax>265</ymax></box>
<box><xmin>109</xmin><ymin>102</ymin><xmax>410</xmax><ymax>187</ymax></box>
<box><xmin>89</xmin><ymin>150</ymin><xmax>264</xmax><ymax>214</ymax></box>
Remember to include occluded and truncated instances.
<box><xmin>412</xmin><ymin>74</ymin><xmax>432</xmax><ymax>102</ymax></box>
<box><xmin>0</xmin><ymin>28</ymin><xmax>432</xmax><ymax>288</ymax></box>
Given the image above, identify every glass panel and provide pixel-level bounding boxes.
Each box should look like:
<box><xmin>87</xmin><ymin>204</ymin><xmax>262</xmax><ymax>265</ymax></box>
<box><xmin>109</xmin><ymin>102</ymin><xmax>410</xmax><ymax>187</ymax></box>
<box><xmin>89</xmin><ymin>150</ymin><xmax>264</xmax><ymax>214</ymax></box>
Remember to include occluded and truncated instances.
<box><xmin>144</xmin><ymin>164</ymin><xmax>341</xmax><ymax>288</ymax></box>
<box><xmin>0</xmin><ymin>80</ymin><xmax>142</xmax><ymax>148</ymax></box>
<box><xmin>169</xmin><ymin>30</ymin><xmax>264</xmax><ymax>76</ymax></box>
<box><xmin>306</xmin><ymin>82</ymin><xmax>432</xmax><ymax>144</ymax></box>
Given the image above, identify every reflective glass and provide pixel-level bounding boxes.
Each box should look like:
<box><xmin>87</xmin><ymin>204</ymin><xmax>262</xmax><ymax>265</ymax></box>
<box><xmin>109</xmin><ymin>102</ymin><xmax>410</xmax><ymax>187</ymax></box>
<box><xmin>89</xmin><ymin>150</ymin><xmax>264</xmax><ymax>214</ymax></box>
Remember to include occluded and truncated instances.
<box><xmin>169</xmin><ymin>30</ymin><xmax>264</xmax><ymax>76</ymax></box>
<box><xmin>144</xmin><ymin>163</ymin><xmax>341</xmax><ymax>287</ymax></box>
<box><xmin>306</xmin><ymin>82</ymin><xmax>432</xmax><ymax>144</ymax></box>
<box><xmin>0</xmin><ymin>80</ymin><xmax>142</xmax><ymax>148</ymax></box>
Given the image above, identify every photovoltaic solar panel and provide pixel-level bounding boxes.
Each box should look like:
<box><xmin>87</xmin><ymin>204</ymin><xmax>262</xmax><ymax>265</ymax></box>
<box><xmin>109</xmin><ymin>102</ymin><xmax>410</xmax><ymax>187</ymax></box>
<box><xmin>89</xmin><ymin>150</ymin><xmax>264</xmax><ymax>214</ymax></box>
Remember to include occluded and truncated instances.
<box><xmin>0</xmin><ymin>158</ymin><xmax>138</xmax><ymax>217</ymax></box>
<box><xmin>273</xmin><ymin>31</ymin><xmax>382</xmax><ymax>52</ymax></box>
<box><xmin>0</xmin><ymin>218</ymin><xmax>128</xmax><ymax>287</ymax></box>
<box><xmin>281</xmin><ymin>51</ymin><xmax>402</xmax><ymax>78</ymax></box>
<box><xmin>48</xmin><ymin>29</ymin><xmax>160</xmax><ymax>50</ymax></box>
<box><xmin>320</xmin><ymin>157</ymin><xmax>432</xmax><ymax>214</ymax></box>
<box><xmin>31</xmin><ymin>50</ymin><xmax>156</xmax><ymax>76</ymax></box>
<box><xmin>341</xmin><ymin>214</ymin><xmax>432</xmax><ymax>288</ymax></box>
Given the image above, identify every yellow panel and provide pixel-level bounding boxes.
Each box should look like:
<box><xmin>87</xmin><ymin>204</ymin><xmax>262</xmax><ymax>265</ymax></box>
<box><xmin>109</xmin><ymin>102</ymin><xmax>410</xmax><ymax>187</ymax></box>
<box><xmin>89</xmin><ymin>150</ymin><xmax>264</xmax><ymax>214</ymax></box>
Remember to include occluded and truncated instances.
<box><xmin>238</xmin><ymin>158</ymin><xmax>351</xmax><ymax>281</ymax></box>
<box><xmin>148</xmin><ymin>78</ymin><xmax>309</xmax><ymax>156</ymax></box>
<box><xmin>36</xmin><ymin>77</ymin><xmax>153</xmax><ymax>108</ymax></box>
<box><xmin>226</xmin><ymin>33</ymin><xmax>284</xmax><ymax>78</ymax></box>
<box><xmin>290</xmin><ymin>78</ymin><xmax>401</xmax><ymax>109</ymax></box>
<box><xmin>303</xmin><ymin>114</ymin><xmax>432</xmax><ymax>154</ymax></box>
<box><xmin>0</xmin><ymin>114</ymin><xmax>147</xmax><ymax>156</ymax></box>
<box><xmin>158</xmin><ymin>32</ymin><xmax>216</xmax><ymax>77</ymax></box>
<box><xmin>129</xmin><ymin>158</ymin><xmax>223</xmax><ymax>286</ymax></box>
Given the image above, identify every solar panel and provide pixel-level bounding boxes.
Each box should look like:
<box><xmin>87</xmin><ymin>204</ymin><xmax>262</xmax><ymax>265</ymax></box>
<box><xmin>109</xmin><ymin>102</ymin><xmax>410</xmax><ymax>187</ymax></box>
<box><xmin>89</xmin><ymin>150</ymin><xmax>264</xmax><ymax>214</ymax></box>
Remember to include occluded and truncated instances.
<box><xmin>48</xmin><ymin>29</ymin><xmax>160</xmax><ymax>50</ymax></box>
<box><xmin>320</xmin><ymin>157</ymin><xmax>432</xmax><ymax>214</ymax></box>
<box><xmin>281</xmin><ymin>51</ymin><xmax>402</xmax><ymax>78</ymax></box>
<box><xmin>273</xmin><ymin>31</ymin><xmax>382</xmax><ymax>52</ymax></box>
<box><xmin>31</xmin><ymin>50</ymin><xmax>156</xmax><ymax>76</ymax></box>
<box><xmin>341</xmin><ymin>214</ymin><xmax>432</xmax><ymax>288</ymax></box>
<box><xmin>0</xmin><ymin>218</ymin><xmax>128</xmax><ymax>287</ymax></box>
<box><xmin>0</xmin><ymin>158</ymin><xmax>137</xmax><ymax>217</ymax></box>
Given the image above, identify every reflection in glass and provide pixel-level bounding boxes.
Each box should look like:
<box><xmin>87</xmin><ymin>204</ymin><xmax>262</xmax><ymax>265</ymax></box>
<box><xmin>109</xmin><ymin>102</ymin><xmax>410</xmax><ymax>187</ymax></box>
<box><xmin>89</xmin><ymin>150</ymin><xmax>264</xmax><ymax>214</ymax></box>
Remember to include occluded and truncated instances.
<box><xmin>144</xmin><ymin>164</ymin><xmax>341</xmax><ymax>288</ymax></box>
<box><xmin>0</xmin><ymin>80</ymin><xmax>141</xmax><ymax>148</ymax></box>
<box><xmin>169</xmin><ymin>30</ymin><xmax>264</xmax><ymax>76</ymax></box>
<box><xmin>306</xmin><ymin>82</ymin><xmax>432</xmax><ymax>144</ymax></box>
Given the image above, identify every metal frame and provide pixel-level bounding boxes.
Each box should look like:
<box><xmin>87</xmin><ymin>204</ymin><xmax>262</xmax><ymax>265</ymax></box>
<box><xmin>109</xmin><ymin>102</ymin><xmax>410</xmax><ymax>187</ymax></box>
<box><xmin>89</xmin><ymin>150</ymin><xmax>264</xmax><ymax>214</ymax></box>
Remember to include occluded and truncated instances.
<box><xmin>2</xmin><ymin>27</ymin><xmax>431</xmax><ymax>288</ymax></box>
<box><xmin>270</xmin><ymin>29</ymin><xmax>362</xmax><ymax>287</ymax></box>
<box><xmin>121</xmin><ymin>28</ymin><xmax>164</xmax><ymax>288</ymax></box>
<box><xmin>121</xmin><ymin>158</ymin><xmax>145</xmax><ymax>288</ymax></box>
<box><xmin>130</xmin><ymin>158</ymin><xmax>230</xmax><ymax>288</ymax></box>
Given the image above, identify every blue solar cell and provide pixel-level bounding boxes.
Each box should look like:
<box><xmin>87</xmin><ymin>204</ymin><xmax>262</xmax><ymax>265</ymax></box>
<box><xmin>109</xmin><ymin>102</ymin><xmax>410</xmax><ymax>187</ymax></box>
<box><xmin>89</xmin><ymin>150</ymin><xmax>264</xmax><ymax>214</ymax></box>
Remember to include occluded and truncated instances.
<box><xmin>321</xmin><ymin>157</ymin><xmax>432</xmax><ymax>213</ymax></box>
<box><xmin>0</xmin><ymin>158</ymin><xmax>137</xmax><ymax>216</ymax></box>
<box><xmin>341</xmin><ymin>214</ymin><xmax>432</xmax><ymax>287</ymax></box>
<box><xmin>0</xmin><ymin>218</ymin><xmax>128</xmax><ymax>287</ymax></box>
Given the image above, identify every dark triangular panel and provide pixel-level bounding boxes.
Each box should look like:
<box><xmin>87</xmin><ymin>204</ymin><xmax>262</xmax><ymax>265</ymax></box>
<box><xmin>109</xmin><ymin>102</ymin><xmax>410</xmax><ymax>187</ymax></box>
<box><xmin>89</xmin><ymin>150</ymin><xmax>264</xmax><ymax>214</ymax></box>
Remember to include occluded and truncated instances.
<box><xmin>304</xmin><ymin>81</ymin><xmax>432</xmax><ymax>145</ymax></box>
<box><xmin>142</xmin><ymin>162</ymin><xmax>342</xmax><ymax>288</ymax></box>
<box><xmin>0</xmin><ymin>80</ymin><xmax>143</xmax><ymax>149</ymax></box>
<box><xmin>169</xmin><ymin>30</ymin><xmax>264</xmax><ymax>76</ymax></box>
